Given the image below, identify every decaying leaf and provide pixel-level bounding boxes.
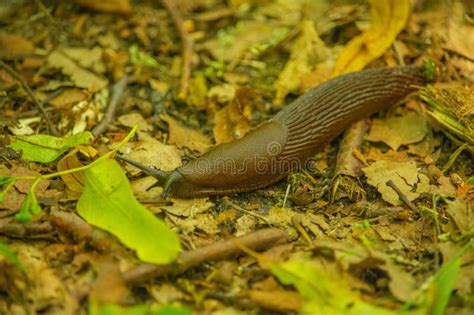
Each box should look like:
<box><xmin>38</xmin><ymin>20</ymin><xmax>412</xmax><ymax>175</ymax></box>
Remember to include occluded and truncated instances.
<box><xmin>333</xmin><ymin>0</ymin><xmax>410</xmax><ymax>76</ymax></box>
<box><xmin>73</xmin><ymin>0</ymin><xmax>132</xmax><ymax>15</ymax></box>
<box><xmin>161</xmin><ymin>114</ymin><xmax>212</xmax><ymax>153</ymax></box>
<box><xmin>120</xmin><ymin>135</ymin><xmax>182</xmax><ymax>175</ymax></box>
<box><xmin>274</xmin><ymin>20</ymin><xmax>329</xmax><ymax>104</ymax></box>
<box><xmin>61</xmin><ymin>46</ymin><xmax>106</xmax><ymax>74</ymax></box>
<box><xmin>46</xmin><ymin>50</ymin><xmax>108</xmax><ymax>92</ymax></box>
<box><xmin>77</xmin><ymin>158</ymin><xmax>181</xmax><ymax>264</ymax></box>
<box><xmin>444</xmin><ymin>198</ymin><xmax>473</xmax><ymax>233</ymax></box>
<box><xmin>213</xmin><ymin>89</ymin><xmax>252</xmax><ymax>144</ymax></box>
<box><xmin>444</xmin><ymin>1</ymin><xmax>474</xmax><ymax>61</ymax></box>
<box><xmin>366</xmin><ymin>110</ymin><xmax>428</xmax><ymax>151</ymax></box>
<box><xmin>57</xmin><ymin>145</ymin><xmax>98</xmax><ymax>199</ymax></box>
<box><xmin>204</xmin><ymin>20</ymin><xmax>289</xmax><ymax>68</ymax></box>
<box><xmin>117</xmin><ymin>112</ymin><xmax>153</xmax><ymax>133</ymax></box>
<box><xmin>362</xmin><ymin>160</ymin><xmax>429</xmax><ymax>205</ymax></box>
<box><xmin>187</xmin><ymin>72</ymin><xmax>208</xmax><ymax>110</ymax></box>
<box><xmin>0</xmin><ymin>30</ymin><xmax>34</xmax><ymax>58</ymax></box>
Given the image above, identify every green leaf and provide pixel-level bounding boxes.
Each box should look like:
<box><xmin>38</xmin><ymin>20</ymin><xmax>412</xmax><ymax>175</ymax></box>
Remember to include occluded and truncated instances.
<box><xmin>151</xmin><ymin>305</ymin><xmax>193</xmax><ymax>315</ymax></box>
<box><xmin>77</xmin><ymin>158</ymin><xmax>181</xmax><ymax>264</ymax></box>
<box><xmin>8</xmin><ymin>132</ymin><xmax>93</xmax><ymax>163</ymax></box>
<box><xmin>129</xmin><ymin>44</ymin><xmax>159</xmax><ymax>68</ymax></box>
<box><xmin>271</xmin><ymin>260</ymin><xmax>399</xmax><ymax>315</ymax></box>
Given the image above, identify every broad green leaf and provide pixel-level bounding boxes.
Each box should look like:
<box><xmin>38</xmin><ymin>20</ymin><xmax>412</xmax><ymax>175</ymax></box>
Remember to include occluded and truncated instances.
<box><xmin>77</xmin><ymin>158</ymin><xmax>181</xmax><ymax>264</ymax></box>
<box><xmin>8</xmin><ymin>131</ymin><xmax>93</xmax><ymax>163</ymax></box>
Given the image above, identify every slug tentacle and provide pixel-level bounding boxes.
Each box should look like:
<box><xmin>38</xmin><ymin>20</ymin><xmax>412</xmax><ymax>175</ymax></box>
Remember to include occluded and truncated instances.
<box><xmin>118</xmin><ymin>65</ymin><xmax>429</xmax><ymax>198</ymax></box>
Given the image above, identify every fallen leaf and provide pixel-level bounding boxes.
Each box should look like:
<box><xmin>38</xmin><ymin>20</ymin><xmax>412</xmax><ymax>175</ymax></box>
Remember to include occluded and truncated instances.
<box><xmin>0</xmin><ymin>30</ymin><xmax>34</xmax><ymax>58</ymax></box>
<box><xmin>73</xmin><ymin>0</ymin><xmax>132</xmax><ymax>15</ymax></box>
<box><xmin>47</xmin><ymin>50</ymin><xmax>108</xmax><ymax>92</ymax></box>
<box><xmin>57</xmin><ymin>145</ymin><xmax>98</xmax><ymax>199</ymax></box>
<box><xmin>121</xmin><ymin>135</ymin><xmax>182</xmax><ymax>174</ymax></box>
<box><xmin>62</xmin><ymin>46</ymin><xmax>106</xmax><ymax>74</ymax></box>
<box><xmin>77</xmin><ymin>158</ymin><xmax>181</xmax><ymax>264</ymax></box>
<box><xmin>444</xmin><ymin>198</ymin><xmax>472</xmax><ymax>233</ymax></box>
<box><xmin>117</xmin><ymin>112</ymin><xmax>153</xmax><ymax>133</ymax></box>
<box><xmin>161</xmin><ymin>114</ymin><xmax>211</xmax><ymax>153</ymax></box>
<box><xmin>333</xmin><ymin>0</ymin><xmax>410</xmax><ymax>76</ymax></box>
<box><xmin>362</xmin><ymin>160</ymin><xmax>429</xmax><ymax>205</ymax></box>
<box><xmin>444</xmin><ymin>2</ymin><xmax>474</xmax><ymax>60</ymax></box>
<box><xmin>366</xmin><ymin>110</ymin><xmax>428</xmax><ymax>151</ymax></box>
<box><xmin>274</xmin><ymin>20</ymin><xmax>329</xmax><ymax>104</ymax></box>
<box><xmin>213</xmin><ymin>90</ymin><xmax>252</xmax><ymax>144</ymax></box>
<box><xmin>187</xmin><ymin>72</ymin><xmax>208</xmax><ymax>110</ymax></box>
<box><xmin>8</xmin><ymin>131</ymin><xmax>94</xmax><ymax>163</ymax></box>
<box><xmin>48</xmin><ymin>88</ymin><xmax>89</xmax><ymax>109</ymax></box>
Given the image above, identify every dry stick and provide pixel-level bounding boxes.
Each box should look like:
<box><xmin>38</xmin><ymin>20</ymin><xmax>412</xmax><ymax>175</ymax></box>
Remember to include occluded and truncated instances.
<box><xmin>161</xmin><ymin>0</ymin><xmax>193</xmax><ymax>99</ymax></box>
<box><xmin>73</xmin><ymin>228</ymin><xmax>286</xmax><ymax>300</ymax></box>
<box><xmin>386</xmin><ymin>179</ymin><xmax>419</xmax><ymax>213</ymax></box>
<box><xmin>0</xmin><ymin>60</ymin><xmax>59</xmax><ymax>136</ymax></box>
<box><xmin>91</xmin><ymin>76</ymin><xmax>128</xmax><ymax>136</ymax></box>
<box><xmin>0</xmin><ymin>219</ymin><xmax>53</xmax><ymax>237</ymax></box>
<box><xmin>123</xmin><ymin>228</ymin><xmax>287</xmax><ymax>285</ymax></box>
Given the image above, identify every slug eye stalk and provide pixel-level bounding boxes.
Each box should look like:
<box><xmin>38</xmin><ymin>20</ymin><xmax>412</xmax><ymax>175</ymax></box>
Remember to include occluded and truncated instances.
<box><xmin>115</xmin><ymin>155</ymin><xmax>170</xmax><ymax>183</ymax></box>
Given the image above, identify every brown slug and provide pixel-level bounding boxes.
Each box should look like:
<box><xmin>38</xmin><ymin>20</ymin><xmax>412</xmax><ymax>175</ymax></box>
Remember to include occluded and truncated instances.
<box><xmin>118</xmin><ymin>65</ymin><xmax>432</xmax><ymax>198</ymax></box>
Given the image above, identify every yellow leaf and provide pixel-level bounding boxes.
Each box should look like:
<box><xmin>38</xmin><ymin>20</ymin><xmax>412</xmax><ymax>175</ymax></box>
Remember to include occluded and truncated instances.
<box><xmin>332</xmin><ymin>0</ymin><xmax>410</xmax><ymax>76</ymax></box>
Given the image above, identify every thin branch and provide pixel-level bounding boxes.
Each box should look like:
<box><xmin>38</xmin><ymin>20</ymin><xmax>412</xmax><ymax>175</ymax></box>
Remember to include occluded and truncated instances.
<box><xmin>386</xmin><ymin>180</ymin><xmax>419</xmax><ymax>213</ymax></box>
<box><xmin>0</xmin><ymin>60</ymin><xmax>59</xmax><ymax>135</ymax></box>
<box><xmin>123</xmin><ymin>228</ymin><xmax>286</xmax><ymax>285</ymax></box>
<box><xmin>92</xmin><ymin>76</ymin><xmax>128</xmax><ymax>136</ymax></box>
<box><xmin>161</xmin><ymin>0</ymin><xmax>193</xmax><ymax>99</ymax></box>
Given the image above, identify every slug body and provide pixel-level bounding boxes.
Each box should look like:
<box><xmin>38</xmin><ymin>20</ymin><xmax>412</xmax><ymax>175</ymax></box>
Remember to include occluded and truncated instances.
<box><xmin>122</xmin><ymin>66</ymin><xmax>427</xmax><ymax>198</ymax></box>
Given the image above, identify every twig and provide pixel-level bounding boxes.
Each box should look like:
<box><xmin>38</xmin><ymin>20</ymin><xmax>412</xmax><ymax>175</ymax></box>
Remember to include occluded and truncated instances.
<box><xmin>0</xmin><ymin>60</ymin><xmax>59</xmax><ymax>135</ymax></box>
<box><xmin>49</xmin><ymin>210</ymin><xmax>122</xmax><ymax>251</ymax></box>
<box><xmin>74</xmin><ymin>228</ymin><xmax>286</xmax><ymax>300</ymax></box>
<box><xmin>226</xmin><ymin>199</ymin><xmax>272</xmax><ymax>225</ymax></box>
<box><xmin>386</xmin><ymin>180</ymin><xmax>419</xmax><ymax>213</ymax></box>
<box><xmin>0</xmin><ymin>219</ymin><xmax>53</xmax><ymax>237</ymax></box>
<box><xmin>123</xmin><ymin>228</ymin><xmax>286</xmax><ymax>285</ymax></box>
<box><xmin>161</xmin><ymin>0</ymin><xmax>193</xmax><ymax>99</ymax></box>
<box><xmin>92</xmin><ymin>76</ymin><xmax>128</xmax><ymax>136</ymax></box>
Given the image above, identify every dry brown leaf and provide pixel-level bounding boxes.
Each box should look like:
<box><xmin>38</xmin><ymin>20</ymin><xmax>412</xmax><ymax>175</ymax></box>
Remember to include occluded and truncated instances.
<box><xmin>0</xmin><ymin>30</ymin><xmax>34</xmax><ymax>58</ymax></box>
<box><xmin>274</xmin><ymin>20</ymin><xmax>330</xmax><ymax>104</ymax></box>
<box><xmin>73</xmin><ymin>0</ymin><xmax>132</xmax><ymax>15</ymax></box>
<box><xmin>161</xmin><ymin>114</ymin><xmax>212</xmax><ymax>153</ymax></box>
<box><xmin>333</xmin><ymin>0</ymin><xmax>410</xmax><ymax>76</ymax></box>
<box><xmin>366</xmin><ymin>110</ymin><xmax>428</xmax><ymax>151</ymax></box>
<box><xmin>445</xmin><ymin>2</ymin><xmax>474</xmax><ymax>61</ymax></box>
<box><xmin>362</xmin><ymin>160</ymin><xmax>429</xmax><ymax>205</ymax></box>
<box><xmin>213</xmin><ymin>89</ymin><xmax>252</xmax><ymax>144</ymax></box>
<box><xmin>120</xmin><ymin>136</ymin><xmax>182</xmax><ymax>174</ymax></box>
<box><xmin>248</xmin><ymin>290</ymin><xmax>302</xmax><ymax>312</ymax></box>
<box><xmin>49</xmin><ymin>88</ymin><xmax>89</xmax><ymax>109</ymax></box>
<box><xmin>117</xmin><ymin>112</ymin><xmax>153</xmax><ymax>133</ymax></box>
<box><xmin>57</xmin><ymin>145</ymin><xmax>98</xmax><ymax>200</ymax></box>
<box><xmin>46</xmin><ymin>50</ymin><xmax>108</xmax><ymax>92</ymax></box>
